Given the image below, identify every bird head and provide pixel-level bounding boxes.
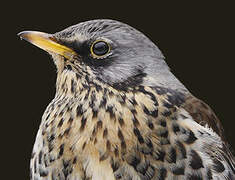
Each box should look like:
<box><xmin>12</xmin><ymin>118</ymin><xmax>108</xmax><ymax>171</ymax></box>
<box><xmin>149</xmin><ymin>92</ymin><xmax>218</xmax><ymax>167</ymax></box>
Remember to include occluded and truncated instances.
<box><xmin>18</xmin><ymin>19</ymin><xmax>186</xmax><ymax>92</ymax></box>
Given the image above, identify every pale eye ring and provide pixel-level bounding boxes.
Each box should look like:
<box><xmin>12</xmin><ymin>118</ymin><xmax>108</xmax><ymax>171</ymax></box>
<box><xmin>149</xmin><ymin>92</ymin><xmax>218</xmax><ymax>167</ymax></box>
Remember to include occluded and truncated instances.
<box><xmin>90</xmin><ymin>40</ymin><xmax>110</xmax><ymax>58</ymax></box>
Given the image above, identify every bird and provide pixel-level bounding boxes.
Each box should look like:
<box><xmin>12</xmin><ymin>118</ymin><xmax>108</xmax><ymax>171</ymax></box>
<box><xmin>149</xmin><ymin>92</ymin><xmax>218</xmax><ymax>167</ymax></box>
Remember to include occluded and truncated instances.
<box><xmin>18</xmin><ymin>19</ymin><xmax>234</xmax><ymax>180</ymax></box>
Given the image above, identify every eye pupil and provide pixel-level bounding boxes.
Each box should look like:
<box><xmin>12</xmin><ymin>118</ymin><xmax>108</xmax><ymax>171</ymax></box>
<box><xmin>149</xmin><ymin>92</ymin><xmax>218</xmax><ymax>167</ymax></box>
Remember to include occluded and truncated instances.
<box><xmin>92</xmin><ymin>41</ymin><xmax>109</xmax><ymax>56</ymax></box>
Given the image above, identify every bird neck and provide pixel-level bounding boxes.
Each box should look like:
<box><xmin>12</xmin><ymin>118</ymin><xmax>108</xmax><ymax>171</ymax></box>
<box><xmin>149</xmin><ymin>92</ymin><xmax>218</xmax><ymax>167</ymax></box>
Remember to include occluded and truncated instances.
<box><xmin>141</xmin><ymin>63</ymin><xmax>189</xmax><ymax>94</ymax></box>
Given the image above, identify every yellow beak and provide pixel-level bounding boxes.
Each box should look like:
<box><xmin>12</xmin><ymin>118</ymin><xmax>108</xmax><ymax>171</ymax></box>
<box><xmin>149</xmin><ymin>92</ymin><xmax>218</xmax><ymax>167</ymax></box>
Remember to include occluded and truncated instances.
<box><xmin>18</xmin><ymin>31</ymin><xmax>77</xmax><ymax>60</ymax></box>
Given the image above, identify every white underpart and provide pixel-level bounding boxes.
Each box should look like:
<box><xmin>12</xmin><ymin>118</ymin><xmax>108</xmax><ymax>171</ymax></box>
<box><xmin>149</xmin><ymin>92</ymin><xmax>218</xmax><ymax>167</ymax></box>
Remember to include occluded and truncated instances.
<box><xmin>177</xmin><ymin>108</ymin><xmax>233</xmax><ymax>179</ymax></box>
<box><xmin>83</xmin><ymin>155</ymin><xmax>115</xmax><ymax>180</ymax></box>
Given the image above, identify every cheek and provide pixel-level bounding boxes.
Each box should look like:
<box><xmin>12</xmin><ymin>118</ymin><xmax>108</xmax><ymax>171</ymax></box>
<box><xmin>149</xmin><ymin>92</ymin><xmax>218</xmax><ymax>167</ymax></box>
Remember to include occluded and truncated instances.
<box><xmin>97</xmin><ymin>63</ymin><xmax>135</xmax><ymax>83</ymax></box>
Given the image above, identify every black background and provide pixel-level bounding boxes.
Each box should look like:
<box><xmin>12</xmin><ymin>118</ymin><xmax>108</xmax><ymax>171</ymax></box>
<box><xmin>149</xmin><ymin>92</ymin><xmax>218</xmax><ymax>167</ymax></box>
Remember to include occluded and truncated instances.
<box><xmin>2</xmin><ymin>1</ymin><xmax>234</xmax><ymax>179</ymax></box>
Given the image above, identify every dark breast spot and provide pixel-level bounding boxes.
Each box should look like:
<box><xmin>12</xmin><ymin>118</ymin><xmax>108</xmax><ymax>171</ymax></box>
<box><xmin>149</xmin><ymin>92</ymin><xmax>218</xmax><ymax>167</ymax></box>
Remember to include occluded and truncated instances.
<box><xmin>82</xmin><ymin>142</ymin><xmax>86</xmax><ymax>150</ymax></box>
<box><xmin>73</xmin><ymin>157</ymin><xmax>77</xmax><ymax>164</ymax></box>
<box><xmin>119</xmin><ymin>94</ymin><xmax>126</xmax><ymax>105</ymax></box>
<box><xmin>172</xmin><ymin>123</ymin><xmax>180</xmax><ymax>134</ymax></box>
<box><xmin>136</xmin><ymin>161</ymin><xmax>149</xmax><ymax>174</ymax></box>
<box><xmin>118</xmin><ymin>117</ymin><xmax>124</xmax><ymax>126</ymax></box>
<box><xmin>58</xmin><ymin>144</ymin><xmax>65</xmax><ymax>158</ymax></box>
<box><xmin>57</xmin><ymin>118</ymin><xmax>64</xmax><ymax>127</ymax></box>
<box><xmin>76</xmin><ymin>104</ymin><xmax>83</xmax><ymax>117</ymax></box>
<box><xmin>99</xmin><ymin>153</ymin><xmax>109</xmax><ymax>161</ymax></box>
<box><xmin>156</xmin><ymin>128</ymin><xmax>168</xmax><ymax>138</ymax></box>
<box><xmin>114</xmin><ymin>147</ymin><xmax>119</xmax><ymax>157</ymax></box>
<box><xmin>62</xmin><ymin>159</ymin><xmax>72</xmax><ymax>178</ymax></box>
<box><xmin>110</xmin><ymin>158</ymin><xmax>120</xmax><ymax>172</ymax></box>
<box><xmin>150</xmin><ymin>109</ymin><xmax>158</xmax><ymax>118</ymax></box>
<box><xmin>212</xmin><ymin>158</ymin><xmax>225</xmax><ymax>173</ymax></box>
<box><xmin>133</xmin><ymin>127</ymin><xmax>144</xmax><ymax>144</ymax></box>
<box><xmin>59</xmin><ymin>109</ymin><xmax>65</xmax><ymax>117</ymax></box>
<box><xmin>184</xmin><ymin>129</ymin><xmax>197</xmax><ymax>144</ymax></box>
<box><xmin>158</xmin><ymin>167</ymin><xmax>167</xmax><ymax>180</ymax></box>
<box><xmin>207</xmin><ymin>168</ymin><xmax>213</xmax><ymax>179</ymax></box>
<box><xmin>117</xmin><ymin>129</ymin><xmax>126</xmax><ymax>150</ymax></box>
<box><xmin>94</xmin><ymin>83</ymin><xmax>102</xmax><ymax>92</ymax></box>
<box><xmin>65</xmin><ymin>64</ymin><xmax>72</xmax><ymax>71</ymax></box>
<box><xmin>75</xmin><ymin>73</ymin><xmax>81</xmax><ymax>80</ymax></box>
<box><xmin>143</xmin><ymin>105</ymin><xmax>158</xmax><ymax>118</ymax></box>
<box><xmin>71</xmin><ymin>79</ymin><xmax>75</xmax><ymax>93</ymax></box>
<box><xmin>153</xmin><ymin>150</ymin><xmax>165</xmax><ymax>162</ymax></box>
<box><xmin>131</xmin><ymin>109</ymin><xmax>137</xmax><ymax>115</ymax></box>
<box><xmin>172</xmin><ymin>165</ymin><xmax>185</xmax><ymax>175</ymax></box>
<box><xmin>31</xmin><ymin>152</ymin><xmax>35</xmax><ymax>159</ymax></box>
<box><xmin>64</xmin><ymin>127</ymin><xmax>71</xmax><ymax>136</ymax></box>
<box><xmin>121</xmin><ymin>141</ymin><xmax>126</xmax><ymax>150</ymax></box>
<box><xmin>38</xmin><ymin>151</ymin><xmax>43</xmax><ymax>164</ymax></box>
<box><xmin>92</xmin><ymin>109</ymin><xmax>98</xmax><ymax>118</ymax></box>
<box><xmin>34</xmin><ymin>158</ymin><xmax>37</xmax><ymax>173</ymax></box>
<box><xmin>129</xmin><ymin>97</ymin><xmax>138</xmax><ymax>106</ymax></box>
<box><xmin>162</xmin><ymin>110</ymin><xmax>172</xmax><ymax>117</ymax></box>
<box><xmin>99</xmin><ymin>97</ymin><xmax>107</xmax><ymax>108</ymax></box>
<box><xmin>138</xmin><ymin>86</ymin><xmax>159</xmax><ymax>107</ymax></box>
<box><xmin>146</xmin><ymin>138</ymin><xmax>153</xmax><ymax>149</ymax></box>
<box><xmin>80</xmin><ymin>116</ymin><xmax>87</xmax><ymax>131</ymax></box>
<box><xmin>160</xmin><ymin>138</ymin><xmax>170</xmax><ymax>145</ymax></box>
<box><xmin>166</xmin><ymin>90</ymin><xmax>185</xmax><ymax>107</ymax></box>
<box><xmin>97</xmin><ymin>120</ymin><xmax>103</xmax><ymax>129</ymax></box>
<box><xmin>132</xmin><ymin>115</ymin><xmax>140</xmax><ymax>127</ymax></box>
<box><xmin>166</xmin><ymin>147</ymin><xmax>176</xmax><ymax>163</ymax></box>
<box><xmin>176</xmin><ymin>141</ymin><xmax>187</xmax><ymax>159</ymax></box>
<box><xmin>186</xmin><ymin>174</ymin><xmax>203</xmax><ymax>180</ymax></box>
<box><xmin>117</xmin><ymin>129</ymin><xmax>124</xmax><ymax>141</ymax></box>
<box><xmin>163</xmin><ymin>101</ymin><xmax>173</xmax><ymax>108</ymax></box>
<box><xmin>189</xmin><ymin>150</ymin><xmax>204</xmax><ymax>170</ymax></box>
<box><xmin>143</xmin><ymin>105</ymin><xmax>150</xmax><ymax>115</ymax></box>
<box><xmin>39</xmin><ymin>168</ymin><xmax>48</xmax><ymax>177</ymax></box>
<box><xmin>106</xmin><ymin>105</ymin><xmax>115</xmax><ymax>119</ymax></box>
<box><xmin>159</xmin><ymin>120</ymin><xmax>167</xmax><ymax>127</ymax></box>
<box><xmin>137</xmin><ymin>163</ymin><xmax>155</xmax><ymax>179</ymax></box>
<box><xmin>126</xmin><ymin>154</ymin><xmax>141</xmax><ymax>169</ymax></box>
<box><xmin>103</xmin><ymin>128</ymin><xmax>108</xmax><ymax>138</ymax></box>
<box><xmin>106</xmin><ymin>140</ymin><xmax>111</xmax><ymax>150</ymax></box>
<box><xmin>147</xmin><ymin>121</ymin><xmax>154</xmax><ymax>129</ymax></box>
<box><xmin>68</xmin><ymin>117</ymin><xmax>74</xmax><ymax>124</ymax></box>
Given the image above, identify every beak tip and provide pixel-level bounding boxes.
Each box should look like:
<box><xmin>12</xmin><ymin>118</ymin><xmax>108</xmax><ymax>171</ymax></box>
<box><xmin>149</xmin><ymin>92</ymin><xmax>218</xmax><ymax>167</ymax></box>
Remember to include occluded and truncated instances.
<box><xmin>17</xmin><ymin>31</ymin><xmax>28</xmax><ymax>40</ymax></box>
<box><xmin>17</xmin><ymin>32</ymin><xmax>22</xmax><ymax>36</ymax></box>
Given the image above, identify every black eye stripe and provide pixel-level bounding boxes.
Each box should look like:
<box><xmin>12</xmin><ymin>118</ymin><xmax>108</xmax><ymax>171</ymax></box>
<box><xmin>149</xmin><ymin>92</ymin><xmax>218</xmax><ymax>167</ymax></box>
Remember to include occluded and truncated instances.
<box><xmin>91</xmin><ymin>40</ymin><xmax>110</xmax><ymax>57</ymax></box>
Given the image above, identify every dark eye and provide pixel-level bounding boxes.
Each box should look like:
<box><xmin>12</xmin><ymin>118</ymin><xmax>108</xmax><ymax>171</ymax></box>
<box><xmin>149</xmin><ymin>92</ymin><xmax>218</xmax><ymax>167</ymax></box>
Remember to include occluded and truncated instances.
<box><xmin>91</xmin><ymin>40</ymin><xmax>110</xmax><ymax>58</ymax></box>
